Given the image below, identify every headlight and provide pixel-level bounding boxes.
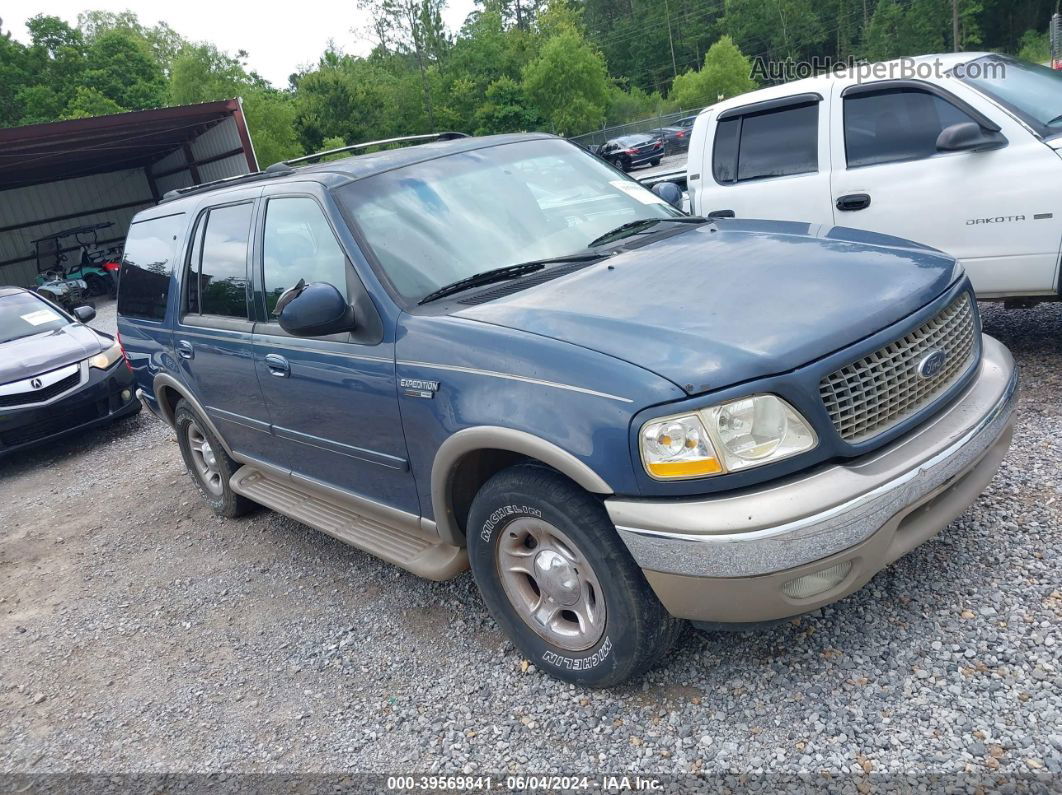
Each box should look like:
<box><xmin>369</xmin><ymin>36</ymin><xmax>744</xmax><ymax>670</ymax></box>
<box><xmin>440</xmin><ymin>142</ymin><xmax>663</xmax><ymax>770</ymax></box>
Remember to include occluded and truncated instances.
<box><xmin>88</xmin><ymin>341</ymin><xmax>123</xmax><ymax>370</ymax></box>
<box><xmin>640</xmin><ymin>395</ymin><xmax>816</xmax><ymax>479</ymax></box>
<box><xmin>640</xmin><ymin>414</ymin><xmax>722</xmax><ymax>479</ymax></box>
<box><xmin>703</xmin><ymin>395</ymin><xmax>817</xmax><ymax>472</ymax></box>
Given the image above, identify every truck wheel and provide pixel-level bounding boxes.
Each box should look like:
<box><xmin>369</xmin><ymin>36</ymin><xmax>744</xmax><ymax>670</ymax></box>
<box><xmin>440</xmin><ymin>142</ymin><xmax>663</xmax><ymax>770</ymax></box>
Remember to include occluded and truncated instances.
<box><xmin>650</xmin><ymin>157</ymin><xmax>662</xmax><ymax>166</ymax></box>
<box><xmin>467</xmin><ymin>464</ymin><xmax>682</xmax><ymax>687</ymax></box>
<box><xmin>174</xmin><ymin>399</ymin><xmax>252</xmax><ymax>518</ymax></box>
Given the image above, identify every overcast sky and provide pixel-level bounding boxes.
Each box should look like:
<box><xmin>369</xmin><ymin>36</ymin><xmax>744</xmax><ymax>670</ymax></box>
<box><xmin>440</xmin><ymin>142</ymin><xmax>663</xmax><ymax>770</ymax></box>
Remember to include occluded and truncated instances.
<box><xmin>2</xmin><ymin>0</ymin><xmax>479</xmax><ymax>86</ymax></box>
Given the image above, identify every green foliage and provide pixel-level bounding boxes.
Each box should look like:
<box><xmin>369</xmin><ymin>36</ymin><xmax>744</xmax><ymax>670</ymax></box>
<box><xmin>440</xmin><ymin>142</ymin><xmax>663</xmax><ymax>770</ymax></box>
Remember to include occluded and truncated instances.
<box><xmin>668</xmin><ymin>36</ymin><xmax>756</xmax><ymax>109</ymax></box>
<box><xmin>1018</xmin><ymin>29</ymin><xmax>1050</xmax><ymax>63</ymax></box>
<box><xmin>81</xmin><ymin>30</ymin><xmax>166</xmax><ymax>111</ymax></box>
<box><xmin>62</xmin><ymin>86</ymin><xmax>124</xmax><ymax>119</ymax></box>
<box><xmin>473</xmin><ymin>76</ymin><xmax>542</xmax><ymax>134</ymax></box>
<box><xmin>0</xmin><ymin>2</ymin><xmax>1055</xmax><ymax>151</ymax></box>
<box><xmin>522</xmin><ymin>28</ymin><xmax>609</xmax><ymax>135</ymax></box>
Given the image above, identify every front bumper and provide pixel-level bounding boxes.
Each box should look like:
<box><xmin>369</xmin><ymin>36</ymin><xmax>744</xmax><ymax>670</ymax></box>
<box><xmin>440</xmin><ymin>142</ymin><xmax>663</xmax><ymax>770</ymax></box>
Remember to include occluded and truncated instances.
<box><xmin>0</xmin><ymin>361</ymin><xmax>139</xmax><ymax>458</ymax></box>
<box><xmin>607</xmin><ymin>335</ymin><xmax>1017</xmax><ymax>623</ymax></box>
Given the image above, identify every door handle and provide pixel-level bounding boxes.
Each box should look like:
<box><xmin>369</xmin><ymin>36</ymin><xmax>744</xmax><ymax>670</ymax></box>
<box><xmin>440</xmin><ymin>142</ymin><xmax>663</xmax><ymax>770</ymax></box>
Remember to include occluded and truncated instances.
<box><xmin>264</xmin><ymin>353</ymin><xmax>290</xmax><ymax>377</ymax></box>
<box><xmin>707</xmin><ymin>209</ymin><xmax>736</xmax><ymax>218</ymax></box>
<box><xmin>176</xmin><ymin>340</ymin><xmax>194</xmax><ymax>360</ymax></box>
<box><xmin>836</xmin><ymin>193</ymin><xmax>871</xmax><ymax>212</ymax></box>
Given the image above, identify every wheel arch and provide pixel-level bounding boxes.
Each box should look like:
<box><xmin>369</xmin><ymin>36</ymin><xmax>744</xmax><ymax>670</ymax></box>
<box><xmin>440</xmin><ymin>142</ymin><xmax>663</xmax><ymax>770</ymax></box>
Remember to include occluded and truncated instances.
<box><xmin>431</xmin><ymin>427</ymin><xmax>613</xmax><ymax>546</ymax></box>
<box><xmin>151</xmin><ymin>372</ymin><xmax>236</xmax><ymax>458</ymax></box>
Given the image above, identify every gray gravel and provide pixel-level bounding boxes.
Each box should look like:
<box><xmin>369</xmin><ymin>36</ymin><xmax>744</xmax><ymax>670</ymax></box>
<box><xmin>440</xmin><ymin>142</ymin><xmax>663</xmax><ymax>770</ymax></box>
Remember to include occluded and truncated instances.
<box><xmin>0</xmin><ymin>299</ymin><xmax>1059</xmax><ymax>784</ymax></box>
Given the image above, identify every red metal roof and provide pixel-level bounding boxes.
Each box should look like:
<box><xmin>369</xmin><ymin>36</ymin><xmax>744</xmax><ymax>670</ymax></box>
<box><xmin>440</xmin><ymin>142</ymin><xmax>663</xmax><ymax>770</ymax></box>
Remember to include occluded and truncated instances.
<box><xmin>0</xmin><ymin>99</ymin><xmax>257</xmax><ymax>191</ymax></box>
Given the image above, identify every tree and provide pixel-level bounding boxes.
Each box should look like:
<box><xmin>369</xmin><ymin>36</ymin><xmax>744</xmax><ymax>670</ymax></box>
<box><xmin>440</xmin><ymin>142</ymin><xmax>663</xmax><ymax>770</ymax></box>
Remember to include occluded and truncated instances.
<box><xmin>522</xmin><ymin>28</ymin><xmax>609</xmax><ymax>135</ymax></box>
<box><xmin>359</xmin><ymin>0</ymin><xmax>451</xmax><ymax>127</ymax></box>
<box><xmin>62</xmin><ymin>86</ymin><xmax>124</xmax><ymax>119</ymax></box>
<box><xmin>473</xmin><ymin>76</ymin><xmax>541</xmax><ymax>133</ymax></box>
<box><xmin>81</xmin><ymin>30</ymin><xmax>166</xmax><ymax>111</ymax></box>
<box><xmin>242</xmin><ymin>90</ymin><xmax>304</xmax><ymax>167</ymax></box>
<box><xmin>0</xmin><ymin>28</ymin><xmax>31</xmax><ymax>126</ymax></box>
<box><xmin>1017</xmin><ymin>28</ymin><xmax>1050</xmax><ymax>63</ymax></box>
<box><xmin>668</xmin><ymin>36</ymin><xmax>756</xmax><ymax>109</ymax></box>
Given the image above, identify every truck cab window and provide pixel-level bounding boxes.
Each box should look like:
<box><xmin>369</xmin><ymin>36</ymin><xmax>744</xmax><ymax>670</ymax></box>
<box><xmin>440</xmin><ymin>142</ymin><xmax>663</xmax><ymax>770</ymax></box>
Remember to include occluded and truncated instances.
<box><xmin>712</xmin><ymin>102</ymin><xmax>819</xmax><ymax>184</ymax></box>
<box><xmin>844</xmin><ymin>88</ymin><xmax>976</xmax><ymax>168</ymax></box>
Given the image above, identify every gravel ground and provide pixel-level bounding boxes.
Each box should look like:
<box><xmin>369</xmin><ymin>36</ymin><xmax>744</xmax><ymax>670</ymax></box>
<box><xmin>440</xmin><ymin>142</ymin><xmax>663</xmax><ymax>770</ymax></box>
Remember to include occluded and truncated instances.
<box><xmin>0</xmin><ymin>298</ymin><xmax>1059</xmax><ymax>786</ymax></box>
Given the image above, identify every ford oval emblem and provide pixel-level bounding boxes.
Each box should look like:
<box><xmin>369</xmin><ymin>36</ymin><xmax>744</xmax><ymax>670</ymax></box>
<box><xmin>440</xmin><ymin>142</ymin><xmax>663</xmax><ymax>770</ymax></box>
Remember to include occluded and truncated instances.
<box><xmin>917</xmin><ymin>350</ymin><xmax>947</xmax><ymax>379</ymax></box>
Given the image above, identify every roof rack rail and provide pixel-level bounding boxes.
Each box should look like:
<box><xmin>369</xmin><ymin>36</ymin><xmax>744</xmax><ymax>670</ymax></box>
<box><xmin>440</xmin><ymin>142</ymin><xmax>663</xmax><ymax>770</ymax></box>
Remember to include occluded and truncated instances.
<box><xmin>159</xmin><ymin>165</ymin><xmax>295</xmax><ymax>203</ymax></box>
<box><xmin>281</xmin><ymin>131</ymin><xmax>468</xmax><ymax>167</ymax></box>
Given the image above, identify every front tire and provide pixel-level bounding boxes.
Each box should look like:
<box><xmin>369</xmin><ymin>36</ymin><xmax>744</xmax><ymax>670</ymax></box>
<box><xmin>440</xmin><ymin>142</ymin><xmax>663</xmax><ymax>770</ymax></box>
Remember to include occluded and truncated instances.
<box><xmin>174</xmin><ymin>399</ymin><xmax>252</xmax><ymax>518</ymax></box>
<box><xmin>467</xmin><ymin>464</ymin><xmax>681</xmax><ymax>687</ymax></box>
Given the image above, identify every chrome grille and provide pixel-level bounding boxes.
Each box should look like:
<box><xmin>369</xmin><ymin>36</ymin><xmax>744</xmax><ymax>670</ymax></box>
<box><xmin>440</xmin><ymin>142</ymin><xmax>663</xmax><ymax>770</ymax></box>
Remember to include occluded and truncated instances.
<box><xmin>820</xmin><ymin>293</ymin><xmax>977</xmax><ymax>443</ymax></box>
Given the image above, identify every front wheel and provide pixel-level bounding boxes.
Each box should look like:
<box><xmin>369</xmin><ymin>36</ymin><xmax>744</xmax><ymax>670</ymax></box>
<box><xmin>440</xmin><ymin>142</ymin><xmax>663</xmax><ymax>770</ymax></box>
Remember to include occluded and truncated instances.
<box><xmin>650</xmin><ymin>157</ymin><xmax>662</xmax><ymax>166</ymax></box>
<box><xmin>467</xmin><ymin>464</ymin><xmax>681</xmax><ymax>687</ymax></box>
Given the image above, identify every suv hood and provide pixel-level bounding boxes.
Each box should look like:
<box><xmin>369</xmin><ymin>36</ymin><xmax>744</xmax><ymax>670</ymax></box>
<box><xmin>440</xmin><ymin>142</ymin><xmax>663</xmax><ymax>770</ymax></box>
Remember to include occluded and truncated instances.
<box><xmin>456</xmin><ymin>220</ymin><xmax>959</xmax><ymax>394</ymax></box>
<box><xmin>0</xmin><ymin>324</ymin><xmax>106</xmax><ymax>385</ymax></box>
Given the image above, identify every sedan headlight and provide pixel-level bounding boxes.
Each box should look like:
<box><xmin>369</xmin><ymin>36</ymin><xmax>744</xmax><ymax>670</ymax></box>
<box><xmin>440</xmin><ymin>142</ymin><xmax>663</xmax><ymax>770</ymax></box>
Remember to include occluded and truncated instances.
<box><xmin>88</xmin><ymin>341</ymin><xmax>123</xmax><ymax>370</ymax></box>
<box><xmin>640</xmin><ymin>395</ymin><xmax>816</xmax><ymax>480</ymax></box>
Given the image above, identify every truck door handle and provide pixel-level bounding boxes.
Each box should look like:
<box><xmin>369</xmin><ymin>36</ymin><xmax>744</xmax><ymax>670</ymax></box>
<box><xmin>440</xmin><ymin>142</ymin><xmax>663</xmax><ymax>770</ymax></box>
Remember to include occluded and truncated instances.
<box><xmin>707</xmin><ymin>209</ymin><xmax>735</xmax><ymax>218</ymax></box>
<box><xmin>836</xmin><ymin>193</ymin><xmax>871</xmax><ymax>212</ymax></box>
<box><xmin>264</xmin><ymin>353</ymin><xmax>290</xmax><ymax>377</ymax></box>
<box><xmin>176</xmin><ymin>340</ymin><xmax>194</xmax><ymax>360</ymax></box>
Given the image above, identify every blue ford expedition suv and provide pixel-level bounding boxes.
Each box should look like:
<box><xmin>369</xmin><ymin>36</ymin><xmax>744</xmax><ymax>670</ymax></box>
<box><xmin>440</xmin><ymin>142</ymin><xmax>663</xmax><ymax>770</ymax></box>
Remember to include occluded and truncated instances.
<box><xmin>118</xmin><ymin>132</ymin><xmax>1017</xmax><ymax>687</ymax></box>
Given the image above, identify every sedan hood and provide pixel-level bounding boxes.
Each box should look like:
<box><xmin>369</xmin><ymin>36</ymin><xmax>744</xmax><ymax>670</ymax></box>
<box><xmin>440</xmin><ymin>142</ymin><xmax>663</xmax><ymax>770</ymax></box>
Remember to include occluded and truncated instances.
<box><xmin>456</xmin><ymin>220</ymin><xmax>959</xmax><ymax>394</ymax></box>
<box><xmin>0</xmin><ymin>324</ymin><xmax>106</xmax><ymax>384</ymax></box>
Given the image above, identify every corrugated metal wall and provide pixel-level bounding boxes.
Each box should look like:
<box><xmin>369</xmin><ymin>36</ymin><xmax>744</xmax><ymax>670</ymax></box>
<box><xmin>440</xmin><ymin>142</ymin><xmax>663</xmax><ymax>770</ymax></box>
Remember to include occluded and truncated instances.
<box><xmin>0</xmin><ymin>169</ymin><xmax>152</xmax><ymax>287</ymax></box>
<box><xmin>0</xmin><ymin>115</ymin><xmax>251</xmax><ymax>288</ymax></box>
<box><xmin>151</xmin><ymin>117</ymin><xmax>248</xmax><ymax>197</ymax></box>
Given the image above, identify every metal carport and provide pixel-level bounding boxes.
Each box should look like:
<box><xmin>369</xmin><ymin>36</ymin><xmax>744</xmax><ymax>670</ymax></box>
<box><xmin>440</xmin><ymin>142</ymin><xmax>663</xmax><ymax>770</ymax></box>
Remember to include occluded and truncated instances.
<box><xmin>0</xmin><ymin>99</ymin><xmax>257</xmax><ymax>287</ymax></box>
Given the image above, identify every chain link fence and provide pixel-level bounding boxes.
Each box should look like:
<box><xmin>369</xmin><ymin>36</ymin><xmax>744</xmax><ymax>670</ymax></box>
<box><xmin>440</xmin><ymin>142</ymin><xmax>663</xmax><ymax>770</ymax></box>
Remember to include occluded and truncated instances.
<box><xmin>568</xmin><ymin>107</ymin><xmax>706</xmax><ymax>149</ymax></box>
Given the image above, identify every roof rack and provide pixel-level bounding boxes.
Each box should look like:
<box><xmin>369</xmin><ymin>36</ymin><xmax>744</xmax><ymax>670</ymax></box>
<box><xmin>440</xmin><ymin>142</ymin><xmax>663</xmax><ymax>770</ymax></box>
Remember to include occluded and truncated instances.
<box><xmin>281</xmin><ymin>131</ymin><xmax>468</xmax><ymax>167</ymax></box>
<box><xmin>159</xmin><ymin>165</ymin><xmax>295</xmax><ymax>203</ymax></box>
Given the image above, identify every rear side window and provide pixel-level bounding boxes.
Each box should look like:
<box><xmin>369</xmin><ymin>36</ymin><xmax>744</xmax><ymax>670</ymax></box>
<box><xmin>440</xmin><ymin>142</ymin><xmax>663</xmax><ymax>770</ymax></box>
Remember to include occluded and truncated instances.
<box><xmin>117</xmin><ymin>213</ymin><xmax>186</xmax><ymax>321</ymax></box>
<box><xmin>844</xmin><ymin>88</ymin><xmax>977</xmax><ymax>168</ymax></box>
<box><xmin>713</xmin><ymin>102</ymin><xmax>819</xmax><ymax>184</ymax></box>
<box><xmin>183</xmin><ymin>203</ymin><xmax>253</xmax><ymax>320</ymax></box>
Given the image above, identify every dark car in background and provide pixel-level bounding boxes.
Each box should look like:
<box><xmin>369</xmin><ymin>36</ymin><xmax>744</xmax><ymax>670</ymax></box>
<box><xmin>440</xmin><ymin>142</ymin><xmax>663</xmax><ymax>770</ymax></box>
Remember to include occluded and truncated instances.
<box><xmin>0</xmin><ymin>287</ymin><xmax>139</xmax><ymax>458</ymax></box>
<box><xmin>648</xmin><ymin>126</ymin><xmax>690</xmax><ymax>155</ymax></box>
<box><xmin>598</xmin><ymin>133</ymin><xmax>664</xmax><ymax>171</ymax></box>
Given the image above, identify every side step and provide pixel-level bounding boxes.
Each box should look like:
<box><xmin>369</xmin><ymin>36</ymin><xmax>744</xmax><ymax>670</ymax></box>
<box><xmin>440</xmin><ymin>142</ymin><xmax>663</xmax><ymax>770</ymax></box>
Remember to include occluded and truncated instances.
<box><xmin>230</xmin><ymin>465</ymin><xmax>468</xmax><ymax>581</ymax></box>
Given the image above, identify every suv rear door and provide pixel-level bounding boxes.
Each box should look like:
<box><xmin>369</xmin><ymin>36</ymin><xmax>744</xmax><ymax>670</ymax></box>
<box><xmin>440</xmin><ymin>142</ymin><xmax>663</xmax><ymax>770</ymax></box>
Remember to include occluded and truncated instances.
<box><xmin>250</xmin><ymin>187</ymin><xmax>419</xmax><ymax>515</ymax></box>
<box><xmin>173</xmin><ymin>188</ymin><xmax>273</xmax><ymax>457</ymax></box>
<box><xmin>694</xmin><ymin>92</ymin><xmax>834</xmax><ymax>225</ymax></box>
<box><xmin>829</xmin><ymin>79</ymin><xmax>1062</xmax><ymax>297</ymax></box>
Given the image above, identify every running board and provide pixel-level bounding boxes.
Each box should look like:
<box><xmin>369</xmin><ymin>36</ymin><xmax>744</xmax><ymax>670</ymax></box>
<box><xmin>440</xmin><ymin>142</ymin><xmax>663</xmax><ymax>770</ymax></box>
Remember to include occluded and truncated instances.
<box><xmin>229</xmin><ymin>464</ymin><xmax>468</xmax><ymax>581</ymax></box>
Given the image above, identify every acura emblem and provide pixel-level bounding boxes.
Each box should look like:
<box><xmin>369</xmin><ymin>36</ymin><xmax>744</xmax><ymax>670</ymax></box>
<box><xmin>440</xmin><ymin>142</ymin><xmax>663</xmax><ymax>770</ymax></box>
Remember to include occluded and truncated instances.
<box><xmin>917</xmin><ymin>350</ymin><xmax>947</xmax><ymax>379</ymax></box>
<box><xmin>30</xmin><ymin>377</ymin><xmax>43</xmax><ymax>389</ymax></box>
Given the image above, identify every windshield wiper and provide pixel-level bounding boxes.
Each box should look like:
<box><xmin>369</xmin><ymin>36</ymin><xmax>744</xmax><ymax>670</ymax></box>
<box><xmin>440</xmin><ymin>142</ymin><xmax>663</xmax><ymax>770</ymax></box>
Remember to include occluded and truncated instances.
<box><xmin>417</xmin><ymin>254</ymin><xmax>606</xmax><ymax>305</ymax></box>
<box><xmin>588</xmin><ymin>216</ymin><xmax>709</xmax><ymax>248</ymax></box>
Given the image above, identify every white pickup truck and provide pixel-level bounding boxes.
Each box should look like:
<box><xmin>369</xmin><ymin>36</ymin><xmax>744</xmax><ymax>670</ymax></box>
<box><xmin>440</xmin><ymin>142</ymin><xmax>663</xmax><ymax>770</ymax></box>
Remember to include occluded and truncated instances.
<box><xmin>686</xmin><ymin>53</ymin><xmax>1062</xmax><ymax>302</ymax></box>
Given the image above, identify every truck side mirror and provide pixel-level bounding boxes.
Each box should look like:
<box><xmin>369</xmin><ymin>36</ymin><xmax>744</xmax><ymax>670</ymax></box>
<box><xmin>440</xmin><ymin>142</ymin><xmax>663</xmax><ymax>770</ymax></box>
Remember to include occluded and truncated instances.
<box><xmin>936</xmin><ymin>122</ymin><xmax>1007</xmax><ymax>153</ymax></box>
<box><xmin>652</xmin><ymin>182</ymin><xmax>684</xmax><ymax>210</ymax></box>
<box><xmin>73</xmin><ymin>305</ymin><xmax>96</xmax><ymax>323</ymax></box>
<box><xmin>277</xmin><ymin>281</ymin><xmax>356</xmax><ymax>337</ymax></box>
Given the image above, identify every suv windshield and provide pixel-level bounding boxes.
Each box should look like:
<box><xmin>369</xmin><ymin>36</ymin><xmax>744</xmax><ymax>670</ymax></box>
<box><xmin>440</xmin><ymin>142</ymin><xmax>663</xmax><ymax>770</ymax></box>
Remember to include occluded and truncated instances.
<box><xmin>0</xmin><ymin>292</ymin><xmax>68</xmax><ymax>344</ymax></box>
<box><xmin>335</xmin><ymin>138</ymin><xmax>682</xmax><ymax>303</ymax></box>
<box><xmin>960</xmin><ymin>55</ymin><xmax>1062</xmax><ymax>136</ymax></box>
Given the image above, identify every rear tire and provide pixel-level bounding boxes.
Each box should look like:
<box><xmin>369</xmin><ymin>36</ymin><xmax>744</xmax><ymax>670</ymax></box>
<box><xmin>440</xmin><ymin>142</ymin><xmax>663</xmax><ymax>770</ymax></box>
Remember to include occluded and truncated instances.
<box><xmin>650</xmin><ymin>157</ymin><xmax>662</xmax><ymax>166</ymax></box>
<box><xmin>174</xmin><ymin>399</ymin><xmax>252</xmax><ymax>518</ymax></box>
<box><xmin>467</xmin><ymin>464</ymin><xmax>681</xmax><ymax>688</ymax></box>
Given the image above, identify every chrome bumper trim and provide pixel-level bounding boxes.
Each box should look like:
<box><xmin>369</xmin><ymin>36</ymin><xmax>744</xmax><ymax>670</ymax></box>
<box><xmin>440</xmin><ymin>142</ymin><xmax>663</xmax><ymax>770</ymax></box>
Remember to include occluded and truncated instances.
<box><xmin>609</xmin><ymin>336</ymin><xmax>1017</xmax><ymax>578</ymax></box>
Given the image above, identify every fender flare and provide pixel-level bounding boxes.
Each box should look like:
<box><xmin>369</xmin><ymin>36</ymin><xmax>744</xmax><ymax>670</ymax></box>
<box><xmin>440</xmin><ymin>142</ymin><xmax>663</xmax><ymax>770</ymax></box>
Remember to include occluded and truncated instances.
<box><xmin>151</xmin><ymin>373</ymin><xmax>236</xmax><ymax>458</ymax></box>
<box><xmin>431</xmin><ymin>426</ymin><xmax>613</xmax><ymax>546</ymax></box>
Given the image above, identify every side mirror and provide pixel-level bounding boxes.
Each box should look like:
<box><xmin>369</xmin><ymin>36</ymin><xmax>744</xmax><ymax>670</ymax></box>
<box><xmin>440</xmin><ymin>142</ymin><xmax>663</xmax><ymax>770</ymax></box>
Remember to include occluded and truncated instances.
<box><xmin>936</xmin><ymin>121</ymin><xmax>1007</xmax><ymax>153</ymax></box>
<box><xmin>276</xmin><ymin>281</ymin><xmax>356</xmax><ymax>337</ymax></box>
<box><xmin>73</xmin><ymin>305</ymin><xmax>96</xmax><ymax>323</ymax></box>
<box><xmin>652</xmin><ymin>182</ymin><xmax>684</xmax><ymax>210</ymax></box>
